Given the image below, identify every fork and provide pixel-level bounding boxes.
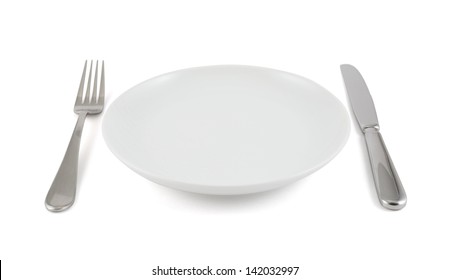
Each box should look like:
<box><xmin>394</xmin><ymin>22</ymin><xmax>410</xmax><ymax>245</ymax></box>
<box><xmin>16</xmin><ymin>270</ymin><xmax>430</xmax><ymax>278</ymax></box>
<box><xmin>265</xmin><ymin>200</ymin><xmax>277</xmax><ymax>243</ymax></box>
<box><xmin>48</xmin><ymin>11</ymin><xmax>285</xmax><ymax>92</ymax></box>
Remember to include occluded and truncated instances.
<box><xmin>45</xmin><ymin>60</ymin><xmax>105</xmax><ymax>212</ymax></box>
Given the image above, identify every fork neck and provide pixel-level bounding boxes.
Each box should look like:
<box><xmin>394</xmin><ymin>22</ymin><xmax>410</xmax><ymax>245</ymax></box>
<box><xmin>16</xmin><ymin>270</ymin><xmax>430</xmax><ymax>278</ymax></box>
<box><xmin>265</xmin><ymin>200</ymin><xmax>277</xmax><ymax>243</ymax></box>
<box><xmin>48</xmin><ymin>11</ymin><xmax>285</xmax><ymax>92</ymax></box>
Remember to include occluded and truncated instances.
<box><xmin>74</xmin><ymin>112</ymin><xmax>88</xmax><ymax>138</ymax></box>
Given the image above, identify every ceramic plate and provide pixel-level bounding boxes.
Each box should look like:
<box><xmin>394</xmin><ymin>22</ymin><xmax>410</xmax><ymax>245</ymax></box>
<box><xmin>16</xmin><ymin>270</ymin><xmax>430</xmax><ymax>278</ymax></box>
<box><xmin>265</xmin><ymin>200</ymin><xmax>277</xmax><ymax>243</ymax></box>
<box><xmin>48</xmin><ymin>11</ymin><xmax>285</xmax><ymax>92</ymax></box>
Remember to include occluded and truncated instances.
<box><xmin>103</xmin><ymin>65</ymin><xmax>350</xmax><ymax>195</ymax></box>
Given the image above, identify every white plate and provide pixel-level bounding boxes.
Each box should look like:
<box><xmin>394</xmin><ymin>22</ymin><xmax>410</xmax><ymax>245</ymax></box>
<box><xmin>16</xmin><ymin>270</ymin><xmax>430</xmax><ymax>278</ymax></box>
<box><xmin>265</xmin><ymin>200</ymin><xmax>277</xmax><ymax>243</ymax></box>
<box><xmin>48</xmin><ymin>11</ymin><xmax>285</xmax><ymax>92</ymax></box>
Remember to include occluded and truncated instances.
<box><xmin>103</xmin><ymin>65</ymin><xmax>350</xmax><ymax>195</ymax></box>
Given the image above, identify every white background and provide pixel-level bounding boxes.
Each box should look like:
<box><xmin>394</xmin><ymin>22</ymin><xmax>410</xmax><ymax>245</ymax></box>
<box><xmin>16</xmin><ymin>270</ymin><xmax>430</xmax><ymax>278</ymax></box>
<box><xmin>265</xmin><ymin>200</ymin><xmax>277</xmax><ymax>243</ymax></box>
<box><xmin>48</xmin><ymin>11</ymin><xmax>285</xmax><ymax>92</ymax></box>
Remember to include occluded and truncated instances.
<box><xmin>1</xmin><ymin>0</ymin><xmax>449</xmax><ymax>279</ymax></box>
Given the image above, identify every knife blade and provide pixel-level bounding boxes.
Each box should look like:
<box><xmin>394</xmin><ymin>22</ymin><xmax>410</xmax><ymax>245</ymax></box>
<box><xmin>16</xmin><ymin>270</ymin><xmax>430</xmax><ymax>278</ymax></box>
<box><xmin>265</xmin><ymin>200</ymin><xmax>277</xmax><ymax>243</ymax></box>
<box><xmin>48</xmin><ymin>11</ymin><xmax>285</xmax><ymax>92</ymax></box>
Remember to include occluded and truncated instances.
<box><xmin>340</xmin><ymin>64</ymin><xmax>406</xmax><ymax>210</ymax></box>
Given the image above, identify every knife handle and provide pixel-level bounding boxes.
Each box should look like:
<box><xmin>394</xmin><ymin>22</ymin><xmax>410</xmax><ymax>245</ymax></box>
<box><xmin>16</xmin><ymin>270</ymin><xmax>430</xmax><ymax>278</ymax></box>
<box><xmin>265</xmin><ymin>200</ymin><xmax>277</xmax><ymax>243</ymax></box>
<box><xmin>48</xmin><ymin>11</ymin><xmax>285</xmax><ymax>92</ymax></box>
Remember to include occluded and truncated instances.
<box><xmin>363</xmin><ymin>127</ymin><xmax>407</xmax><ymax>210</ymax></box>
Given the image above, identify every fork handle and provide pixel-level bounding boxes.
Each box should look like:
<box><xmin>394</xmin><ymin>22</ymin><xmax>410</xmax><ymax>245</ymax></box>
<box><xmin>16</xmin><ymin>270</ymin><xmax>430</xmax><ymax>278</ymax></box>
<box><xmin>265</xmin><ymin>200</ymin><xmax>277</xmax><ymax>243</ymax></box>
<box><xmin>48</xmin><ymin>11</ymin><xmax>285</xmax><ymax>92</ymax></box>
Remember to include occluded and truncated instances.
<box><xmin>45</xmin><ymin>112</ymin><xmax>87</xmax><ymax>212</ymax></box>
<box><xmin>363</xmin><ymin>127</ymin><xmax>407</xmax><ymax>210</ymax></box>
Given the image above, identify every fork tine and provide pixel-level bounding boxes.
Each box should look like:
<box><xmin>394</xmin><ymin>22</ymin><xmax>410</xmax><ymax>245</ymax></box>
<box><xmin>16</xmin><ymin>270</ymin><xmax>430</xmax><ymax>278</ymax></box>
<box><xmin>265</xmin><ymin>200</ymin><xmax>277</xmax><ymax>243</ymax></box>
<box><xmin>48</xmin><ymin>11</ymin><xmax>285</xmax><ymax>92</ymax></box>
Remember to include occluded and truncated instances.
<box><xmin>99</xmin><ymin>61</ymin><xmax>105</xmax><ymax>105</ymax></box>
<box><xmin>84</xmin><ymin>60</ymin><xmax>93</xmax><ymax>104</ymax></box>
<box><xmin>76</xmin><ymin>61</ymin><xmax>87</xmax><ymax>105</ymax></box>
<box><xmin>91</xmin><ymin>61</ymin><xmax>99</xmax><ymax>103</ymax></box>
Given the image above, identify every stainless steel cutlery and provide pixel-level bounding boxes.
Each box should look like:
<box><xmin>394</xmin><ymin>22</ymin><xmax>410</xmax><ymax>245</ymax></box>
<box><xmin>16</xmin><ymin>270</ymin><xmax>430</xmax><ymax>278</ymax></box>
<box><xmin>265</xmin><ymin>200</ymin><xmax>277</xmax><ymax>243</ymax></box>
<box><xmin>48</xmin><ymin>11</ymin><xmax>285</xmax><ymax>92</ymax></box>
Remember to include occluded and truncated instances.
<box><xmin>44</xmin><ymin>62</ymin><xmax>405</xmax><ymax>212</ymax></box>
<box><xmin>45</xmin><ymin>61</ymin><xmax>105</xmax><ymax>212</ymax></box>
<box><xmin>341</xmin><ymin>64</ymin><xmax>406</xmax><ymax>210</ymax></box>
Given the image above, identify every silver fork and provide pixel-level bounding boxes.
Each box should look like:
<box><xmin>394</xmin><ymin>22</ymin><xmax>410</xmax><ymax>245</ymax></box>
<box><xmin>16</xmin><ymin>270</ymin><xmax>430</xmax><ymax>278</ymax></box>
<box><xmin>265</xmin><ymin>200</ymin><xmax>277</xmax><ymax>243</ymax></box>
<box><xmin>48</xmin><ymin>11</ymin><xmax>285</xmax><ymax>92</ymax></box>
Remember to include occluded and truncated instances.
<box><xmin>45</xmin><ymin>60</ymin><xmax>105</xmax><ymax>212</ymax></box>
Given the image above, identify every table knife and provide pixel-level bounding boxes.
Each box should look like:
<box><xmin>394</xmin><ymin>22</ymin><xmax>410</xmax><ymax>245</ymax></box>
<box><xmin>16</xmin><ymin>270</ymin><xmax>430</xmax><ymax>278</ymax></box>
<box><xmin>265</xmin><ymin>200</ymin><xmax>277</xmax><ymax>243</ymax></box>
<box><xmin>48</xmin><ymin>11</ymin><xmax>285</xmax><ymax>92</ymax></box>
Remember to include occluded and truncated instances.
<box><xmin>340</xmin><ymin>64</ymin><xmax>406</xmax><ymax>210</ymax></box>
